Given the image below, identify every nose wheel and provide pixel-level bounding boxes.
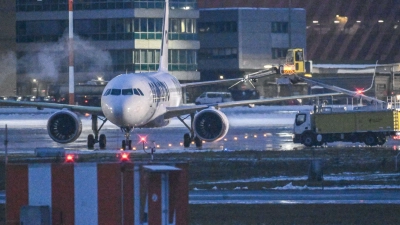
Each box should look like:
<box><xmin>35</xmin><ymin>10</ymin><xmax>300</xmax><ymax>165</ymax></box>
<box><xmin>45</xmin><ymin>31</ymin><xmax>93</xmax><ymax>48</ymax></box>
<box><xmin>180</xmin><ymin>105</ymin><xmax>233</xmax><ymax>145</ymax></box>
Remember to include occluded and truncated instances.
<box><xmin>122</xmin><ymin>140</ymin><xmax>132</xmax><ymax>150</ymax></box>
<box><xmin>121</xmin><ymin>127</ymin><xmax>133</xmax><ymax>150</ymax></box>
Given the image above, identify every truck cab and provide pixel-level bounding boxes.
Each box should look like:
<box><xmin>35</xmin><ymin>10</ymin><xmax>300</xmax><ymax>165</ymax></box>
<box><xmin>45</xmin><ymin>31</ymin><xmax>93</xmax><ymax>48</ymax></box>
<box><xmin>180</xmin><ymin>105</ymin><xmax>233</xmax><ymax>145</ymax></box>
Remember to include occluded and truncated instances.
<box><xmin>293</xmin><ymin>112</ymin><xmax>313</xmax><ymax>145</ymax></box>
<box><xmin>293</xmin><ymin>112</ymin><xmax>312</xmax><ymax>135</ymax></box>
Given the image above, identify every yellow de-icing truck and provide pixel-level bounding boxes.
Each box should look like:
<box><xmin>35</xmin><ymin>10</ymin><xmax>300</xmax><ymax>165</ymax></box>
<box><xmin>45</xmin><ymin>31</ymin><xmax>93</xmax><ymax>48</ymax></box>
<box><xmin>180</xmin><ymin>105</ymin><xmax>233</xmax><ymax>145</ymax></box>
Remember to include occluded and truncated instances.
<box><xmin>293</xmin><ymin>106</ymin><xmax>400</xmax><ymax>146</ymax></box>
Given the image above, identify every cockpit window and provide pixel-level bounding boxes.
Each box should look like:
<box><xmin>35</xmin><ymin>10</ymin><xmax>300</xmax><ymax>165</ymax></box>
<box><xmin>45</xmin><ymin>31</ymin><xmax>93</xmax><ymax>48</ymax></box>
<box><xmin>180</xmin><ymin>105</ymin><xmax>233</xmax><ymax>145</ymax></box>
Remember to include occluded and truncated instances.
<box><xmin>137</xmin><ymin>88</ymin><xmax>144</xmax><ymax>96</ymax></box>
<box><xmin>111</xmin><ymin>89</ymin><xmax>121</xmax><ymax>95</ymax></box>
<box><xmin>107</xmin><ymin>88</ymin><xmax>144</xmax><ymax>96</ymax></box>
<box><xmin>103</xmin><ymin>89</ymin><xmax>111</xmax><ymax>96</ymax></box>
<box><xmin>122</xmin><ymin>89</ymin><xmax>133</xmax><ymax>95</ymax></box>
<box><xmin>133</xmin><ymin>88</ymin><xmax>144</xmax><ymax>96</ymax></box>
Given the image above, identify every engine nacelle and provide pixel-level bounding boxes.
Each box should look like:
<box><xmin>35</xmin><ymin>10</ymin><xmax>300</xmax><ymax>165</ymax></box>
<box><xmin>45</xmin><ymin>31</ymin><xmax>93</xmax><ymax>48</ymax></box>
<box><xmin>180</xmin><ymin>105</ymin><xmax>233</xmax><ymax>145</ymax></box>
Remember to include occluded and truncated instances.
<box><xmin>193</xmin><ymin>108</ymin><xmax>229</xmax><ymax>142</ymax></box>
<box><xmin>47</xmin><ymin>110</ymin><xmax>82</xmax><ymax>143</ymax></box>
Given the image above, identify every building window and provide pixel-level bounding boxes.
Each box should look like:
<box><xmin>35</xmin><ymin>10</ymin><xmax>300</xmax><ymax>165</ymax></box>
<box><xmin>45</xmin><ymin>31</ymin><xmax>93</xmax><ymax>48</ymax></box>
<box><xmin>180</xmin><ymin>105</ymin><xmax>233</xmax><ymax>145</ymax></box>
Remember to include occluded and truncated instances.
<box><xmin>272</xmin><ymin>48</ymin><xmax>288</xmax><ymax>59</ymax></box>
<box><xmin>198</xmin><ymin>22</ymin><xmax>237</xmax><ymax>33</ymax></box>
<box><xmin>271</xmin><ymin>22</ymin><xmax>288</xmax><ymax>33</ymax></box>
<box><xmin>111</xmin><ymin>49</ymin><xmax>197</xmax><ymax>72</ymax></box>
<box><xmin>16</xmin><ymin>0</ymin><xmax>197</xmax><ymax>12</ymax></box>
<box><xmin>17</xmin><ymin>18</ymin><xmax>197</xmax><ymax>43</ymax></box>
<box><xmin>377</xmin><ymin>84</ymin><xmax>386</xmax><ymax>91</ymax></box>
<box><xmin>169</xmin><ymin>18</ymin><xmax>197</xmax><ymax>40</ymax></box>
<box><xmin>198</xmin><ymin>48</ymin><xmax>238</xmax><ymax>59</ymax></box>
<box><xmin>168</xmin><ymin>50</ymin><xmax>197</xmax><ymax>71</ymax></box>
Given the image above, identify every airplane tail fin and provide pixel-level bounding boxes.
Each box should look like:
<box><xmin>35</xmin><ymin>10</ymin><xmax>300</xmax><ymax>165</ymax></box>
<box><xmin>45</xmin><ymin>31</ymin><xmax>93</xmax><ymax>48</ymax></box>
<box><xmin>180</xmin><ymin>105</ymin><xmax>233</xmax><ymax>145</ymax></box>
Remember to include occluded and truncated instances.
<box><xmin>158</xmin><ymin>0</ymin><xmax>169</xmax><ymax>72</ymax></box>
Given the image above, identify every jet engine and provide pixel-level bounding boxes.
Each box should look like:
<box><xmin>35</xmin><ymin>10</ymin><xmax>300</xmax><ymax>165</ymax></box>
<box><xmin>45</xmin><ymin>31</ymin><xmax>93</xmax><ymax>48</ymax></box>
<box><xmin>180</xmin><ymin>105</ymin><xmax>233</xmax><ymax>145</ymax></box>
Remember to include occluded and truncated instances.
<box><xmin>193</xmin><ymin>108</ymin><xmax>229</xmax><ymax>142</ymax></box>
<box><xmin>47</xmin><ymin>110</ymin><xmax>82</xmax><ymax>143</ymax></box>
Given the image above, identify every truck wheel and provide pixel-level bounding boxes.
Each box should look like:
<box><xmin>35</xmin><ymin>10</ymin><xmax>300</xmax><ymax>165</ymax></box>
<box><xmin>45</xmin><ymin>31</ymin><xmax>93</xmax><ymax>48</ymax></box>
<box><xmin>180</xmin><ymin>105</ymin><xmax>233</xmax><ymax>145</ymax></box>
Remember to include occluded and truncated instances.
<box><xmin>315</xmin><ymin>134</ymin><xmax>323</xmax><ymax>146</ymax></box>
<box><xmin>364</xmin><ymin>132</ymin><xmax>377</xmax><ymax>146</ymax></box>
<box><xmin>302</xmin><ymin>133</ymin><xmax>315</xmax><ymax>147</ymax></box>
<box><xmin>377</xmin><ymin>134</ymin><xmax>386</xmax><ymax>145</ymax></box>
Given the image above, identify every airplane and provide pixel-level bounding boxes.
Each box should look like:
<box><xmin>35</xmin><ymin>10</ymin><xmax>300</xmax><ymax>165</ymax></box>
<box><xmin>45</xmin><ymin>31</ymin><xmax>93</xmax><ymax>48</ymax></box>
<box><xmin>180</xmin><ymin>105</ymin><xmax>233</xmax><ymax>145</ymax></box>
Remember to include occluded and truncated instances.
<box><xmin>0</xmin><ymin>0</ymin><xmax>344</xmax><ymax>150</ymax></box>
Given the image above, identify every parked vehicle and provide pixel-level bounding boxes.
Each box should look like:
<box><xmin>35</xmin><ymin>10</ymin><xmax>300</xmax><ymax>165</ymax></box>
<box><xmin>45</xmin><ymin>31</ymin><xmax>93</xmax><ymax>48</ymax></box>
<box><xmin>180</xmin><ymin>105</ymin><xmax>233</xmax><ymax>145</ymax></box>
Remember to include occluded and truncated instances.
<box><xmin>194</xmin><ymin>92</ymin><xmax>233</xmax><ymax>105</ymax></box>
<box><xmin>293</xmin><ymin>106</ymin><xmax>400</xmax><ymax>146</ymax></box>
<box><xmin>7</xmin><ymin>96</ymin><xmax>22</xmax><ymax>101</ymax></box>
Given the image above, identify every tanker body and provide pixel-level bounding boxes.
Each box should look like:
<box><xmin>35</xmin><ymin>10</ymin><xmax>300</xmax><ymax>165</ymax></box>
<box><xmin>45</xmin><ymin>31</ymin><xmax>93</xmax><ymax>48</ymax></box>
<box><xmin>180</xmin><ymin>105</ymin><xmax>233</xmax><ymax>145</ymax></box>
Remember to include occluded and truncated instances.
<box><xmin>293</xmin><ymin>106</ymin><xmax>400</xmax><ymax>146</ymax></box>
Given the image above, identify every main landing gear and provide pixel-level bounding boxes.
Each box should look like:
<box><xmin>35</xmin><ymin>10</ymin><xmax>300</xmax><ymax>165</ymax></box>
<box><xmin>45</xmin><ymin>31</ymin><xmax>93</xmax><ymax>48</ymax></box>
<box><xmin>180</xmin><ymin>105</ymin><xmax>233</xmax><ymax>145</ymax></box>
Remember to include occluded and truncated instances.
<box><xmin>87</xmin><ymin>115</ymin><xmax>108</xmax><ymax>149</ymax></box>
<box><xmin>178</xmin><ymin>113</ymin><xmax>203</xmax><ymax>149</ymax></box>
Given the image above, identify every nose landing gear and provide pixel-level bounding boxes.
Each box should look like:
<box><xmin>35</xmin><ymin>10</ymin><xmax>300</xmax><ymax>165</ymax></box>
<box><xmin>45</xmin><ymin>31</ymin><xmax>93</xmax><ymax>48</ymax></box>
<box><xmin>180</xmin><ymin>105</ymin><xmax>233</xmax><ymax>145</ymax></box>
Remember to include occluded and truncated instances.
<box><xmin>121</xmin><ymin>127</ymin><xmax>133</xmax><ymax>150</ymax></box>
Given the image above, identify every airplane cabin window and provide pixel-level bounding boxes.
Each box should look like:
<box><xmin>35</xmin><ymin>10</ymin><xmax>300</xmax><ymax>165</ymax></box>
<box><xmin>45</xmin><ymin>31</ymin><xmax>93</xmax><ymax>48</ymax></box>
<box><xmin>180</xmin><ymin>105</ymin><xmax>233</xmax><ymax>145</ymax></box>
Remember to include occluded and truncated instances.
<box><xmin>111</xmin><ymin>89</ymin><xmax>121</xmax><ymax>95</ymax></box>
<box><xmin>133</xmin><ymin>88</ymin><xmax>140</xmax><ymax>96</ymax></box>
<box><xmin>122</xmin><ymin>88</ymin><xmax>133</xmax><ymax>95</ymax></box>
<box><xmin>103</xmin><ymin>89</ymin><xmax>111</xmax><ymax>96</ymax></box>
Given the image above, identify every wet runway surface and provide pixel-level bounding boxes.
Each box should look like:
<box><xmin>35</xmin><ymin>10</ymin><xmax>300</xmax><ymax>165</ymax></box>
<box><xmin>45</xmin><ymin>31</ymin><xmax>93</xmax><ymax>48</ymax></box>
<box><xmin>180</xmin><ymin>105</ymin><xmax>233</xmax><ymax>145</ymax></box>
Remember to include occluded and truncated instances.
<box><xmin>2</xmin><ymin>106</ymin><xmax>400</xmax><ymax>207</ymax></box>
<box><xmin>189</xmin><ymin>189</ymin><xmax>400</xmax><ymax>204</ymax></box>
<box><xmin>1</xmin><ymin>105</ymin><xmax>400</xmax><ymax>153</ymax></box>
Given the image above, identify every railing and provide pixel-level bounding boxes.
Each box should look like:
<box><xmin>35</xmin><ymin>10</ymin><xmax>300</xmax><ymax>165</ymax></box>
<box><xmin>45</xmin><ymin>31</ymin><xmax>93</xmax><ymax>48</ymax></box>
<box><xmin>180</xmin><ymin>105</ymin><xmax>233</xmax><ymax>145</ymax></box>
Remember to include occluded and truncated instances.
<box><xmin>387</xmin><ymin>96</ymin><xmax>400</xmax><ymax>109</ymax></box>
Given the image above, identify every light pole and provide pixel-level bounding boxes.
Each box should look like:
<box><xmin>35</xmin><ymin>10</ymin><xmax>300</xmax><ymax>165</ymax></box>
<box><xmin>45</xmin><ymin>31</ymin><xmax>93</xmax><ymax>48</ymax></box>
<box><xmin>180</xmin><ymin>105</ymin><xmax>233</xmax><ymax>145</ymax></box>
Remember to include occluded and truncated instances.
<box><xmin>33</xmin><ymin>79</ymin><xmax>38</xmax><ymax>98</ymax></box>
<box><xmin>288</xmin><ymin>0</ymin><xmax>292</xmax><ymax>49</ymax></box>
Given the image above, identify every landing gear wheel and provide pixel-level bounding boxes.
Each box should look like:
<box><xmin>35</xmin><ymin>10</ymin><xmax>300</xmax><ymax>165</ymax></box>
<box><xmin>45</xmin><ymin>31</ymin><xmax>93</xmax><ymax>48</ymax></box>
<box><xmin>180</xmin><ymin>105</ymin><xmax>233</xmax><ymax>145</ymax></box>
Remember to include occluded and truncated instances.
<box><xmin>122</xmin><ymin>140</ymin><xmax>126</xmax><ymax>150</ymax></box>
<box><xmin>87</xmin><ymin>134</ymin><xmax>95</xmax><ymax>149</ymax></box>
<box><xmin>364</xmin><ymin>132</ymin><xmax>377</xmax><ymax>146</ymax></box>
<box><xmin>122</xmin><ymin>140</ymin><xmax>132</xmax><ymax>150</ymax></box>
<box><xmin>99</xmin><ymin>134</ymin><xmax>106</xmax><ymax>149</ymax></box>
<box><xmin>183</xmin><ymin>133</ymin><xmax>191</xmax><ymax>148</ymax></box>
<box><xmin>302</xmin><ymin>133</ymin><xmax>315</xmax><ymax>147</ymax></box>
<box><xmin>128</xmin><ymin>140</ymin><xmax>132</xmax><ymax>150</ymax></box>
<box><xmin>194</xmin><ymin>136</ymin><xmax>202</xmax><ymax>148</ymax></box>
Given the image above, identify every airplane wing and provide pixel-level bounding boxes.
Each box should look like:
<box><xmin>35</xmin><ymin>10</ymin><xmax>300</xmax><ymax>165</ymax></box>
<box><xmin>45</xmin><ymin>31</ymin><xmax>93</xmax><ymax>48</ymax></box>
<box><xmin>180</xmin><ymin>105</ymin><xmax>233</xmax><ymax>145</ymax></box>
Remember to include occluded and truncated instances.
<box><xmin>164</xmin><ymin>93</ymin><xmax>343</xmax><ymax>119</ymax></box>
<box><xmin>0</xmin><ymin>100</ymin><xmax>104</xmax><ymax>116</ymax></box>
<box><xmin>180</xmin><ymin>67</ymin><xmax>279</xmax><ymax>89</ymax></box>
<box><xmin>298</xmin><ymin>76</ymin><xmax>387</xmax><ymax>109</ymax></box>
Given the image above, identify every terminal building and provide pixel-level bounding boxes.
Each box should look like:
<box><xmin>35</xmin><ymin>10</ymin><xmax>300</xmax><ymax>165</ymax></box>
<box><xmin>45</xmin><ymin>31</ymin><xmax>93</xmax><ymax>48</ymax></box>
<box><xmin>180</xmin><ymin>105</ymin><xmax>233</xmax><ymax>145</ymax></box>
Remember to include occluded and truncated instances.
<box><xmin>198</xmin><ymin>0</ymin><xmax>400</xmax><ymax>64</ymax></box>
<box><xmin>197</xmin><ymin>8</ymin><xmax>306</xmax><ymax>81</ymax></box>
<box><xmin>0</xmin><ymin>0</ymin><xmax>399</xmax><ymax>102</ymax></box>
<box><xmin>12</xmin><ymin>0</ymin><xmax>200</xmax><ymax>96</ymax></box>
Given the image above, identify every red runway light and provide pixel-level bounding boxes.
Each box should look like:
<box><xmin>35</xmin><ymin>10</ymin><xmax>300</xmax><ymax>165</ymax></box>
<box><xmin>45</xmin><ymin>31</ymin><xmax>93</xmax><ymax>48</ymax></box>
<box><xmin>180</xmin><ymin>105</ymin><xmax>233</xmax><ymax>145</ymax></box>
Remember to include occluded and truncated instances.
<box><xmin>65</xmin><ymin>154</ymin><xmax>75</xmax><ymax>163</ymax></box>
<box><xmin>137</xmin><ymin>134</ymin><xmax>148</xmax><ymax>144</ymax></box>
<box><xmin>355</xmin><ymin>88</ymin><xmax>364</xmax><ymax>94</ymax></box>
<box><xmin>120</xmin><ymin>153</ymin><xmax>130</xmax><ymax>162</ymax></box>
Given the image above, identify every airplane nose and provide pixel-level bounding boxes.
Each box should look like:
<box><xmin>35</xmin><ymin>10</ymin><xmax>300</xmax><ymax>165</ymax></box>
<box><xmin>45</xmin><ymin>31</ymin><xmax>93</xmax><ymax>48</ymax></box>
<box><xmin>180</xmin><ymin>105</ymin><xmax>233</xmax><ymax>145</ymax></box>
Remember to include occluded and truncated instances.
<box><xmin>104</xmin><ymin>98</ymin><xmax>141</xmax><ymax>127</ymax></box>
<box><xmin>112</xmin><ymin>103</ymin><xmax>125</xmax><ymax>125</ymax></box>
<box><xmin>112</xmin><ymin>100</ymin><xmax>135</xmax><ymax>126</ymax></box>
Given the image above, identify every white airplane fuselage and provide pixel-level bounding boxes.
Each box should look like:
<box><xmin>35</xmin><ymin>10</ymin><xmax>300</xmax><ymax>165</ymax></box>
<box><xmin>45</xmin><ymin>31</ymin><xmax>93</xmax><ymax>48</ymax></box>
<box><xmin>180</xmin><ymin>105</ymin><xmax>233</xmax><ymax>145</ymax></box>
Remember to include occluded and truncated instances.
<box><xmin>101</xmin><ymin>71</ymin><xmax>182</xmax><ymax>128</ymax></box>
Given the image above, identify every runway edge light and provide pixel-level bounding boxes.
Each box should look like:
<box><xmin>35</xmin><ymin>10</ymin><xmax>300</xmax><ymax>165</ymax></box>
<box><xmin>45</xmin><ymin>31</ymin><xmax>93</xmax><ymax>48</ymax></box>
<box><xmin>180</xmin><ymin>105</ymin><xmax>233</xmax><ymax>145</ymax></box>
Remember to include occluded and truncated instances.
<box><xmin>118</xmin><ymin>152</ymin><xmax>131</xmax><ymax>162</ymax></box>
<box><xmin>64</xmin><ymin>153</ymin><xmax>77</xmax><ymax>163</ymax></box>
